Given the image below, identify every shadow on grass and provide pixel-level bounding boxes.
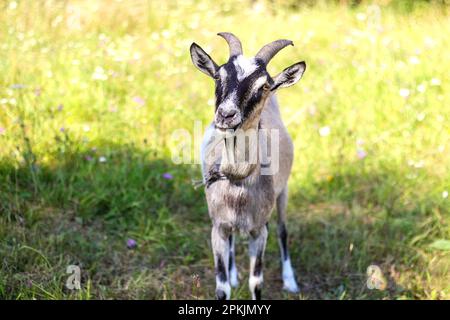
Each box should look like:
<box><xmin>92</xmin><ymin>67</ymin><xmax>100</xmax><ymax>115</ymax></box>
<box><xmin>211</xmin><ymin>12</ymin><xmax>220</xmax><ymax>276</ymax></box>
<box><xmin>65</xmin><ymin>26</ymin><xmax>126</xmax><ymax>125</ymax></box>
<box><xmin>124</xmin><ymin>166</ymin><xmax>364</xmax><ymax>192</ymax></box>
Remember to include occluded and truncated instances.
<box><xmin>0</xmin><ymin>143</ymin><xmax>211</xmax><ymax>299</ymax></box>
<box><xmin>0</xmin><ymin>147</ymin><xmax>446</xmax><ymax>299</ymax></box>
<box><xmin>262</xmin><ymin>163</ymin><xmax>445</xmax><ymax>300</ymax></box>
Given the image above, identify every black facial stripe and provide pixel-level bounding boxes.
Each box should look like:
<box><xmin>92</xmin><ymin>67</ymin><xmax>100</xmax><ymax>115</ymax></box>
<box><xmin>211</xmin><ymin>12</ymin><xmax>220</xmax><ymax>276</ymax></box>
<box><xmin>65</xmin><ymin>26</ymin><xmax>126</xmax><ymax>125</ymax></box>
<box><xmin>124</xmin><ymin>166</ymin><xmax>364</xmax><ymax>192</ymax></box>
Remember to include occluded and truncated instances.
<box><xmin>227</xmin><ymin>74</ymin><xmax>261</xmax><ymax>121</ymax></box>
<box><xmin>215</xmin><ymin>62</ymin><xmax>238</xmax><ymax>108</ymax></box>
<box><xmin>238</xmin><ymin>71</ymin><xmax>264</xmax><ymax>103</ymax></box>
<box><xmin>242</xmin><ymin>88</ymin><xmax>263</xmax><ymax>119</ymax></box>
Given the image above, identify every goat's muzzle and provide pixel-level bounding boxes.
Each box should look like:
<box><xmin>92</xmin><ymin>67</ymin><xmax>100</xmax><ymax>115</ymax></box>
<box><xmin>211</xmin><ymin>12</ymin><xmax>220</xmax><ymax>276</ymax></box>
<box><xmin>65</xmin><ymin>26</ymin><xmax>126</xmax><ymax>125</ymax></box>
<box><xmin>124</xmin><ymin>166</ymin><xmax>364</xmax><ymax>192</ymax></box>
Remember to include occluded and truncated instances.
<box><xmin>215</xmin><ymin>108</ymin><xmax>241</xmax><ymax>131</ymax></box>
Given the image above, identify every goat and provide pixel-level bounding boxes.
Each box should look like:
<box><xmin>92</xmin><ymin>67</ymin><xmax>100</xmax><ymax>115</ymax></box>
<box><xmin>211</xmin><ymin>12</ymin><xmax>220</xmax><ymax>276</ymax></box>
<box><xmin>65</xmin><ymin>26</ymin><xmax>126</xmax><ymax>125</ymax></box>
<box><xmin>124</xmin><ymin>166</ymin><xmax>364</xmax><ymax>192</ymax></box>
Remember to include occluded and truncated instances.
<box><xmin>190</xmin><ymin>32</ymin><xmax>306</xmax><ymax>300</ymax></box>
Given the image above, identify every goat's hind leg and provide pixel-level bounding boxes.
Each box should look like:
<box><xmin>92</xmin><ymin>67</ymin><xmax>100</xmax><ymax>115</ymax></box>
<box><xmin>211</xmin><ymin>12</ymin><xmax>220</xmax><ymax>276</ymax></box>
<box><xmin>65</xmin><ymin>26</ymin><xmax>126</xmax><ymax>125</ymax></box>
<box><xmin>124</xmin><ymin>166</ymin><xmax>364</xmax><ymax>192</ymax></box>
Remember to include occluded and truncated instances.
<box><xmin>277</xmin><ymin>187</ymin><xmax>300</xmax><ymax>293</ymax></box>
<box><xmin>212</xmin><ymin>224</ymin><xmax>231</xmax><ymax>300</ymax></box>
<box><xmin>248</xmin><ymin>225</ymin><xmax>268</xmax><ymax>300</ymax></box>
<box><xmin>228</xmin><ymin>234</ymin><xmax>239</xmax><ymax>287</ymax></box>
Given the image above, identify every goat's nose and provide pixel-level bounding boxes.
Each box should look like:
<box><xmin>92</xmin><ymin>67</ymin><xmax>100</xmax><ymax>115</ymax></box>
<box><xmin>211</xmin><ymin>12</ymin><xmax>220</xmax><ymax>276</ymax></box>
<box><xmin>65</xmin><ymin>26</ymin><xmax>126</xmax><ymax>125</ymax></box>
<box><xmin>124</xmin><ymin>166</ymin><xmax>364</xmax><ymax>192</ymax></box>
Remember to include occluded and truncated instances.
<box><xmin>219</xmin><ymin>109</ymin><xmax>237</xmax><ymax>119</ymax></box>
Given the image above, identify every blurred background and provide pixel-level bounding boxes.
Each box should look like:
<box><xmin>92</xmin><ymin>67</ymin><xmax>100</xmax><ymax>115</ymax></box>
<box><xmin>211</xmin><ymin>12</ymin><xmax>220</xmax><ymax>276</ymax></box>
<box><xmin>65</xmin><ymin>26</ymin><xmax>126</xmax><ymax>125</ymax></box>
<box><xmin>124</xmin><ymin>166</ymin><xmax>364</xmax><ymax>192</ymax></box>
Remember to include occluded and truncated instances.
<box><xmin>0</xmin><ymin>0</ymin><xmax>448</xmax><ymax>299</ymax></box>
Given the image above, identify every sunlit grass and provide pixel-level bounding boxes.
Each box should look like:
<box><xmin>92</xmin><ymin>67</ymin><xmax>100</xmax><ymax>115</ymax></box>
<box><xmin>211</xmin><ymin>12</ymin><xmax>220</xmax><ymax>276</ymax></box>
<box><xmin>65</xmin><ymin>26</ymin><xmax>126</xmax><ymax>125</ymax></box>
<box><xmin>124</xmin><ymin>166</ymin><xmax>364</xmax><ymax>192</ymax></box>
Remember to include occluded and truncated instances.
<box><xmin>0</xmin><ymin>0</ymin><xmax>449</xmax><ymax>299</ymax></box>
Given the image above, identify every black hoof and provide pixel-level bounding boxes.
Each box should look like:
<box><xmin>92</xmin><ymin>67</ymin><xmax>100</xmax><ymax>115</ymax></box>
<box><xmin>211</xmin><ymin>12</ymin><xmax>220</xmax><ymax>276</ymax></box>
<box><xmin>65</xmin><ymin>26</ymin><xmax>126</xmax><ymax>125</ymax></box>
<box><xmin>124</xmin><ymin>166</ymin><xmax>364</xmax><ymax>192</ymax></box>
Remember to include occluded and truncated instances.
<box><xmin>254</xmin><ymin>286</ymin><xmax>262</xmax><ymax>300</ymax></box>
<box><xmin>216</xmin><ymin>289</ymin><xmax>227</xmax><ymax>300</ymax></box>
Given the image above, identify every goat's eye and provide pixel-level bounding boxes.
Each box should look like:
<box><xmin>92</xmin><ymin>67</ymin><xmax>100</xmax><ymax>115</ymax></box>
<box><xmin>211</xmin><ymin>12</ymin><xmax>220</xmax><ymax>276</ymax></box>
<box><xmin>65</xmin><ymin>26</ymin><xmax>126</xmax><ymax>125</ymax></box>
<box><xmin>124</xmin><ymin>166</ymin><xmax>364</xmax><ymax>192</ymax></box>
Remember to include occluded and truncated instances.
<box><xmin>263</xmin><ymin>83</ymin><xmax>271</xmax><ymax>91</ymax></box>
<box><xmin>213</xmin><ymin>74</ymin><xmax>220</xmax><ymax>81</ymax></box>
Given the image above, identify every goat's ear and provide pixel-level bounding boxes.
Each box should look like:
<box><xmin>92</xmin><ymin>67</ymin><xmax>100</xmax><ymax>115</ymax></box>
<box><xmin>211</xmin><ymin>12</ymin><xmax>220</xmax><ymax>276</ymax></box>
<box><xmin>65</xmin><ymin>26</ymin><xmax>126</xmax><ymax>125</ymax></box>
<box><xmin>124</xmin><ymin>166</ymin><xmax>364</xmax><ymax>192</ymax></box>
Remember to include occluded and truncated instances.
<box><xmin>271</xmin><ymin>61</ymin><xmax>306</xmax><ymax>91</ymax></box>
<box><xmin>190</xmin><ymin>43</ymin><xmax>218</xmax><ymax>78</ymax></box>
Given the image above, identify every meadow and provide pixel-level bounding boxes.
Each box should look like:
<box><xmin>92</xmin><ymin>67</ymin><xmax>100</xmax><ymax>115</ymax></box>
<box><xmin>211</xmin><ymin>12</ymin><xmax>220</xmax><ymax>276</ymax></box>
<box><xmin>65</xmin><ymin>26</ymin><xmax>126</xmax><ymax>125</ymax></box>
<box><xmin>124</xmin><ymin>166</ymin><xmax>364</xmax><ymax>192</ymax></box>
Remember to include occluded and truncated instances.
<box><xmin>0</xmin><ymin>0</ymin><xmax>449</xmax><ymax>299</ymax></box>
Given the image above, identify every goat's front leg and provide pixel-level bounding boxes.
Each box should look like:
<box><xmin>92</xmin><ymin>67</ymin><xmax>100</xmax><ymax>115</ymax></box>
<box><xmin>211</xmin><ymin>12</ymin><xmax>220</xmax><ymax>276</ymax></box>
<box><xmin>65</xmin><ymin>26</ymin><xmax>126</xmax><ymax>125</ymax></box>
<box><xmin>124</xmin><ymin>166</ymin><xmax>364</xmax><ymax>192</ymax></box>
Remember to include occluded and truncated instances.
<box><xmin>212</xmin><ymin>224</ymin><xmax>231</xmax><ymax>300</ymax></box>
<box><xmin>229</xmin><ymin>234</ymin><xmax>239</xmax><ymax>287</ymax></box>
<box><xmin>248</xmin><ymin>225</ymin><xmax>268</xmax><ymax>300</ymax></box>
<box><xmin>276</xmin><ymin>187</ymin><xmax>300</xmax><ymax>293</ymax></box>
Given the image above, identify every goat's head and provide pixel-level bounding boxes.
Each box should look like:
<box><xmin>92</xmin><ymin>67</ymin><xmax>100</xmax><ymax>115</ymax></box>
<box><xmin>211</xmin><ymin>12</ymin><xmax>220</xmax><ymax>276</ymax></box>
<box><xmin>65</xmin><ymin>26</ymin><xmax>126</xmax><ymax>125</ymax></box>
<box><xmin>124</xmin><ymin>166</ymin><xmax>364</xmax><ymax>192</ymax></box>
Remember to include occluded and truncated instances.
<box><xmin>190</xmin><ymin>32</ymin><xmax>306</xmax><ymax>132</ymax></box>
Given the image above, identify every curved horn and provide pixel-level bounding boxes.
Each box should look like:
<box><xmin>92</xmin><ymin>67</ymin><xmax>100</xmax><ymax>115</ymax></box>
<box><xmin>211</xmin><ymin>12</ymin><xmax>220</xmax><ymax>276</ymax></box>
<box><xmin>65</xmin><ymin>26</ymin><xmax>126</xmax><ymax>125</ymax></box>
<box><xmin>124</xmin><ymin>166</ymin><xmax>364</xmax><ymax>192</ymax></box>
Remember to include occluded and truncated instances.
<box><xmin>217</xmin><ymin>32</ymin><xmax>243</xmax><ymax>57</ymax></box>
<box><xmin>255</xmin><ymin>39</ymin><xmax>293</xmax><ymax>65</ymax></box>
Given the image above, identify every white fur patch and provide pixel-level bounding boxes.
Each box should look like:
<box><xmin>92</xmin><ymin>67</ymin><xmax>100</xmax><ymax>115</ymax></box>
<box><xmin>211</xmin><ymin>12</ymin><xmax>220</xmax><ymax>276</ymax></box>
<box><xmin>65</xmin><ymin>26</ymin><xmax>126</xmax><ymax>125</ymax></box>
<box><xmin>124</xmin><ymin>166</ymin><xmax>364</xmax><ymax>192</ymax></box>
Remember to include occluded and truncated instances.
<box><xmin>282</xmin><ymin>258</ymin><xmax>299</xmax><ymax>293</ymax></box>
<box><xmin>249</xmin><ymin>274</ymin><xmax>263</xmax><ymax>300</ymax></box>
<box><xmin>253</xmin><ymin>75</ymin><xmax>267</xmax><ymax>88</ymax></box>
<box><xmin>219</xmin><ymin>67</ymin><xmax>228</xmax><ymax>86</ymax></box>
<box><xmin>233</xmin><ymin>55</ymin><xmax>258</xmax><ymax>81</ymax></box>
<box><xmin>217</xmin><ymin>91</ymin><xmax>237</xmax><ymax>113</ymax></box>
<box><xmin>250</xmin><ymin>75</ymin><xmax>267</xmax><ymax>95</ymax></box>
<box><xmin>219</xmin><ymin>67</ymin><xmax>228</xmax><ymax>78</ymax></box>
<box><xmin>216</xmin><ymin>279</ymin><xmax>231</xmax><ymax>299</ymax></box>
<box><xmin>230</xmin><ymin>264</ymin><xmax>239</xmax><ymax>287</ymax></box>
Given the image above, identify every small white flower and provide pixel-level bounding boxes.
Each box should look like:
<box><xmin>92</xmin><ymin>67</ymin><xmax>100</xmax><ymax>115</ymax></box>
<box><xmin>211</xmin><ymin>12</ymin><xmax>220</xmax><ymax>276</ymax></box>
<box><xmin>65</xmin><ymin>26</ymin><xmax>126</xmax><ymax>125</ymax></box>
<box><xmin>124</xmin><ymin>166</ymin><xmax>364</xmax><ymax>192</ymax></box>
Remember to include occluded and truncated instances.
<box><xmin>319</xmin><ymin>126</ymin><xmax>330</xmax><ymax>137</ymax></box>
<box><xmin>424</xmin><ymin>36</ymin><xmax>435</xmax><ymax>48</ymax></box>
<box><xmin>92</xmin><ymin>67</ymin><xmax>108</xmax><ymax>81</ymax></box>
<box><xmin>8</xmin><ymin>1</ymin><xmax>17</xmax><ymax>10</ymax></box>
<box><xmin>161</xmin><ymin>30</ymin><xmax>171</xmax><ymax>39</ymax></box>
<box><xmin>414</xmin><ymin>160</ymin><xmax>425</xmax><ymax>169</ymax></box>
<box><xmin>417</xmin><ymin>84</ymin><xmax>426</xmax><ymax>93</ymax></box>
<box><xmin>416</xmin><ymin>113</ymin><xmax>426</xmax><ymax>121</ymax></box>
<box><xmin>83</xmin><ymin>125</ymin><xmax>91</xmax><ymax>132</ymax></box>
<box><xmin>443</xmin><ymin>191</ymin><xmax>448</xmax><ymax>199</ymax></box>
<box><xmin>399</xmin><ymin>88</ymin><xmax>410</xmax><ymax>98</ymax></box>
<box><xmin>99</xmin><ymin>156</ymin><xmax>107</xmax><ymax>163</ymax></box>
<box><xmin>356</xmin><ymin>13</ymin><xmax>366</xmax><ymax>21</ymax></box>
<box><xmin>133</xmin><ymin>52</ymin><xmax>141</xmax><ymax>60</ymax></box>
<box><xmin>396</xmin><ymin>61</ymin><xmax>406</xmax><ymax>69</ymax></box>
<box><xmin>431</xmin><ymin>78</ymin><xmax>441</xmax><ymax>86</ymax></box>
<box><xmin>150</xmin><ymin>32</ymin><xmax>160</xmax><ymax>41</ymax></box>
<box><xmin>408</xmin><ymin>56</ymin><xmax>420</xmax><ymax>65</ymax></box>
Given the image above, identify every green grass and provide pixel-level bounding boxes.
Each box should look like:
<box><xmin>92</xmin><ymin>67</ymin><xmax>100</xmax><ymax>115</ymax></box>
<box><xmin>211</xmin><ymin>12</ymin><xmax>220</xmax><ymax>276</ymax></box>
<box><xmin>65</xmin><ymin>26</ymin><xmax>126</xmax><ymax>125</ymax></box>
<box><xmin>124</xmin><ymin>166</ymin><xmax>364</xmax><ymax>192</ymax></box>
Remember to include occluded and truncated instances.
<box><xmin>0</xmin><ymin>0</ymin><xmax>449</xmax><ymax>299</ymax></box>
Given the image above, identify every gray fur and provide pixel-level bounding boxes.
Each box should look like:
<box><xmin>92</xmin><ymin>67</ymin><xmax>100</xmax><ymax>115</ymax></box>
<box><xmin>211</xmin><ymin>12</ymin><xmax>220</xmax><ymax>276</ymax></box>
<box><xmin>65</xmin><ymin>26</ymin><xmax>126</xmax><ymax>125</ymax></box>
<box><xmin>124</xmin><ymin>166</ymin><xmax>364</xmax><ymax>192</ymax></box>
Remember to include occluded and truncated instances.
<box><xmin>191</xmin><ymin>33</ymin><xmax>306</xmax><ymax>300</ymax></box>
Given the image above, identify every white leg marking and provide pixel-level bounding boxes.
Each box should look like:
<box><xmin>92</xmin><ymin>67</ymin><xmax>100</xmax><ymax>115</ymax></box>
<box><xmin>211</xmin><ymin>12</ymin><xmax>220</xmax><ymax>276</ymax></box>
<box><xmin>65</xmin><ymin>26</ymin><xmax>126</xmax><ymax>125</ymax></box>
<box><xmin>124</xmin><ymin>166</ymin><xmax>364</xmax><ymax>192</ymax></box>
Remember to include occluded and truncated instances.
<box><xmin>216</xmin><ymin>279</ymin><xmax>231</xmax><ymax>299</ymax></box>
<box><xmin>229</xmin><ymin>234</ymin><xmax>239</xmax><ymax>288</ymax></box>
<box><xmin>249</xmin><ymin>273</ymin><xmax>263</xmax><ymax>300</ymax></box>
<box><xmin>282</xmin><ymin>258</ymin><xmax>299</xmax><ymax>293</ymax></box>
<box><xmin>211</xmin><ymin>226</ymin><xmax>231</xmax><ymax>300</ymax></box>
<box><xmin>230</xmin><ymin>264</ymin><xmax>239</xmax><ymax>288</ymax></box>
<box><xmin>248</xmin><ymin>227</ymin><xmax>267</xmax><ymax>300</ymax></box>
